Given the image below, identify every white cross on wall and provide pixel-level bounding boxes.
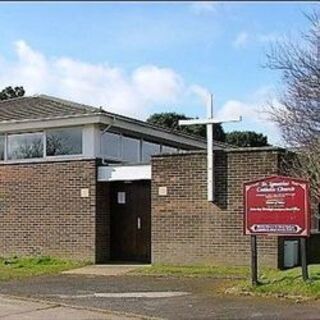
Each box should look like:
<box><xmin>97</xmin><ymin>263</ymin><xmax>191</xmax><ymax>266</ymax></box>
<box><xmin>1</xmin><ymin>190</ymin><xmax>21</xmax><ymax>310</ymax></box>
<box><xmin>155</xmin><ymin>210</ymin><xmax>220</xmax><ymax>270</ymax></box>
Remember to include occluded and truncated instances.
<box><xmin>179</xmin><ymin>94</ymin><xmax>242</xmax><ymax>202</ymax></box>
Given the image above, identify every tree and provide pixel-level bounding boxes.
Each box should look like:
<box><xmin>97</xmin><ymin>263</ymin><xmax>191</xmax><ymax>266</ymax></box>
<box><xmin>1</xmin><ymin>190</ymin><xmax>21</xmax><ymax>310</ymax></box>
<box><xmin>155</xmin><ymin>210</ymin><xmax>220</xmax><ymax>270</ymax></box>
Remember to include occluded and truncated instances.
<box><xmin>266</xmin><ymin>10</ymin><xmax>320</xmax><ymax>200</ymax></box>
<box><xmin>225</xmin><ymin>131</ymin><xmax>269</xmax><ymax>147</ymax></box>
<box><xmin>146</xmin><ymin>112</ymin><xmax>226</xmax><ymax>142</ymax></box>
<box><xmin>0</xmin><ymin>86</ymin><xmax>25</xmax><ymax>101</ymax></box>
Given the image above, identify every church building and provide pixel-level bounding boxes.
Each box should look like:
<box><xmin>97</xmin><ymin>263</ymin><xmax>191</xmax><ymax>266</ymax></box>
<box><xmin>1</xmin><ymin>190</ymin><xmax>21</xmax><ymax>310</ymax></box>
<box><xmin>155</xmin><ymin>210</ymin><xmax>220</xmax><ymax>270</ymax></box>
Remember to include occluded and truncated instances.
<box><xmin>0</xmin><ymin>95</ymin><xmax>318</xmax><ymax>268</ymax></box>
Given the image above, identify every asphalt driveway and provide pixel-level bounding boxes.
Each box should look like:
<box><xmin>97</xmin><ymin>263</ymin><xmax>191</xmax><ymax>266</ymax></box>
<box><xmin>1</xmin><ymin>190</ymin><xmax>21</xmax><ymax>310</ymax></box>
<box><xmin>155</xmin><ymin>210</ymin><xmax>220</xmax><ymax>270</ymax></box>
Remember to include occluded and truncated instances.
<box><xmin>1</xmin><ymin>274</ymin><xmax>320</xmax><ymax>319</ymax></box>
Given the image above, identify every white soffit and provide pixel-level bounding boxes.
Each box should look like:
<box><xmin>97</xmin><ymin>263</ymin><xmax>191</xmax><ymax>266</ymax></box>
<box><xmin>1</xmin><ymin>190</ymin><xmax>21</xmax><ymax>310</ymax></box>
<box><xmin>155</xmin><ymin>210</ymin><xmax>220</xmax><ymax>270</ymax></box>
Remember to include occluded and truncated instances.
<box><xmin>98</xmin><ymin>165</ymin><xmax>151</xmax><ymax>182</ymax></box>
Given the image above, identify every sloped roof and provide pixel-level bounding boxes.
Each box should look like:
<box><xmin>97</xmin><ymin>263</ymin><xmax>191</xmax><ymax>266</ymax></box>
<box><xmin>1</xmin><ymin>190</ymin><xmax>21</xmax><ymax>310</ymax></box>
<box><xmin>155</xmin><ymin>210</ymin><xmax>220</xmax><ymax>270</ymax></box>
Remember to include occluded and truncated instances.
<box><xmin>0</xmin><ymin>95</ymin><xmax>100</xmax><ymax>121</ymax></box>
<box><xmin>0</xmin><ymin>94</ymin><xmax>231</xmax><ymax>149</ymax></box>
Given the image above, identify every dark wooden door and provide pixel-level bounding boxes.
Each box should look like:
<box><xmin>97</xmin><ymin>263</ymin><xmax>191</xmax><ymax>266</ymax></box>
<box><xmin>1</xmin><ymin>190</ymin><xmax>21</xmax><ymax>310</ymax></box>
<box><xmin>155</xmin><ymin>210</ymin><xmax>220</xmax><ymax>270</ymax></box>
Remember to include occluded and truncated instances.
<box><xmin>110</xmin><ymin>180</ymin><xmax>151</xmax><ymax>262</ymax></box>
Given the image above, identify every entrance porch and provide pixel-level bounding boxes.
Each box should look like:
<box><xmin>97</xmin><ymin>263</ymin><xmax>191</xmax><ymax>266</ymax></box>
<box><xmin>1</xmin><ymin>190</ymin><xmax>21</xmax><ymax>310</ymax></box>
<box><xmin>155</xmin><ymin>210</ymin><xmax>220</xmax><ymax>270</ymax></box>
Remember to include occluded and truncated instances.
<box><xmin>97</xmin><ymin>165</ymin><xmax>152</xmax><ymax>263</ymax></box>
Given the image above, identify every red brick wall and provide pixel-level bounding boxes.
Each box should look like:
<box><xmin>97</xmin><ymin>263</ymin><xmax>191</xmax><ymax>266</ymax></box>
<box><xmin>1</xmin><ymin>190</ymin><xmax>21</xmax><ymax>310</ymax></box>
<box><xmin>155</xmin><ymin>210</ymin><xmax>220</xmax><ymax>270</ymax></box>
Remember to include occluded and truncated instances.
<box><xmin>96</xmin><ymin>181</ymin><xmax>110</xmax><ymax>263</ymax></box>
<box><xmin>151</xmin><ymin>148</ymin><xmax>285</xmax><ymax>267</ymax></box>
<box><xmin>0</xmin><ymin>160</ymin><xmax>98</xmax><ymax>262</ymax></box>
<box><xmin>0</xmin><ymin>148</ymin><xmax>291</xmax><ymax>266</ymax></box>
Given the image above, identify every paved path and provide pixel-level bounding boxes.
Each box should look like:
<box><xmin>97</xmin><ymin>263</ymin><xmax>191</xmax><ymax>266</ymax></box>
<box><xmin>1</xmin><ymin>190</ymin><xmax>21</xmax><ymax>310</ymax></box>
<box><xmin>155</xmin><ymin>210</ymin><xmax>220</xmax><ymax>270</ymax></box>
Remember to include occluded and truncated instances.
<box><xmin>2</xmin><ymin>274</ymin><xmax>320</xmax><ymax>319</ymax></box>
<box><xmin>0</xmin><ymin>295</ymin><xmax>145</xmax><ymax>320</ymax></box>
<box><xmin>63</xmin><ymin>264</ymin><xmax>150</xmax><ymax>276</ymax></box>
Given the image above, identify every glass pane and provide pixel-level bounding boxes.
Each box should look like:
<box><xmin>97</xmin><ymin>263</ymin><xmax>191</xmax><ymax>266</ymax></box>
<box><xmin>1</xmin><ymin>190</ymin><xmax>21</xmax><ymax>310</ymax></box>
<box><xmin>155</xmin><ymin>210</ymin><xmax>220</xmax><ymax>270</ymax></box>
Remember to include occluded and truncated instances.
<box><xmin>101</xmin><ymin>132</ymin><xmax>121</xmax><ymax>159</ymax></box>
<box><xmin>122</xmin><ymin>136</ymin><xmax>140</xmax><ymax>162</ymax></box>
<box><xmin>8</xmin><ymin>132</ymin><xmax>43</xmax><ymax>160</ymax></box>
<box><xmin>46</xmin><ymin>127</ymin><xmax>82</xmax><ymax>156</ymax></box>
<box><xmin>142</xmin><ymin>140</ymin><xmax>161</xmax><ymax>162</ymax></box>
<box><xmin>162</xmin><ymin>145</ymin><xmax>178</xmax><ymax>154</ymax></box>
<box><xmin>0</xmin><ymin>136</ymin><xmax>4</xmax><ymax>160</ymax></box>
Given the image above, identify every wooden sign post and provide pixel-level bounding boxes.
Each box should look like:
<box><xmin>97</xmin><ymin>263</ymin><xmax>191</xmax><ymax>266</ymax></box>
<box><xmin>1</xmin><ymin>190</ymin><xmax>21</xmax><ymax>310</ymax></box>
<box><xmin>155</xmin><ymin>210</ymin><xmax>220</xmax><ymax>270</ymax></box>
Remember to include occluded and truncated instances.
<box><xmin>300</xmin><ymin>237</ymin><xmax>309</xmax><ymax>281</ymax></box>
<box><xmin>244</xmin><ymin>176</ymin><xmax>311</xmax><ymax>285</ymax></box>
<box><xmin>251</xmin><ymin>235</ymin><xmax>258</xmax><ymax>286</ymax></box>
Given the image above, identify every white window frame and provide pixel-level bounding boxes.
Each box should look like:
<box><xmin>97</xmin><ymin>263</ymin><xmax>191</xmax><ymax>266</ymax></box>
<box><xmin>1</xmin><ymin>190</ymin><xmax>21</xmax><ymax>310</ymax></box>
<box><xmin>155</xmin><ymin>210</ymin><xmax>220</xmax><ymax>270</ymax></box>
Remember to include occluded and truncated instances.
<box><xmin>121</xmin><ymin>135</ymin><xmax>141</xmax><ymax>164</ymax></box>
<box><xmin>100</xmin><ymin>131</ymin><xmax>122</xmax><ymax>162</ymax></box>
<box><xmin>44</xmin><ymin>126</ymin><xmax>83</xmax><ymax>158</ymax></box>
<box><xmin>7</xmin><ymin>131</ymin><xmax>45</xmax><ymax>161</ymax></box>
<box><xmin>0</xmin><ymin>126</ymin><xmax>85</xmax><ymax>163</ymax></box>
<box><xmin>99</xmin><ymin>128</ymin><xmax>182</xmax><ymax>164</ymax></box>
<box><xmin>141</xmin><ymin>139</ymin><xmax>161</xmax><ymax>163</ymax></box>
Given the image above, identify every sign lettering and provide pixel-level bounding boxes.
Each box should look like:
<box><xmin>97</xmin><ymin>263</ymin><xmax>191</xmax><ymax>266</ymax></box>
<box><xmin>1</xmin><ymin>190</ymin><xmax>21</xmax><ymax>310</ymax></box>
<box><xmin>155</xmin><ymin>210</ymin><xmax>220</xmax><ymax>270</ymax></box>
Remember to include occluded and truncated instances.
<box><xmin>244</xmin><ymin>176</ymin><xmax>310</xmax><ymax>237</ymax></box>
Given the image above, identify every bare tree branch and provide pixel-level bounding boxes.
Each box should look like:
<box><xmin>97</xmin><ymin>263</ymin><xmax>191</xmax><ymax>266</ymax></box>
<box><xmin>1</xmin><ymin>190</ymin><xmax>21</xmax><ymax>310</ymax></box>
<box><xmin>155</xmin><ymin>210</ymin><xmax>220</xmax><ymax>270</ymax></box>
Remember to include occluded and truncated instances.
<box><xmin>266</xmin><ymin>9</ymin><xmax>320</xmax><ymax>202</ymax></box>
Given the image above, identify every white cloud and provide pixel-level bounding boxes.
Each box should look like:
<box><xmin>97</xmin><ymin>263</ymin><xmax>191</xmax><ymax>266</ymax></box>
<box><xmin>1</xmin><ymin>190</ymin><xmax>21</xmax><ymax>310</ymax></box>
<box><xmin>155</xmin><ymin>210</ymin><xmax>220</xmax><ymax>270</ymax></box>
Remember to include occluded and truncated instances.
<box><xmin>232</xmin><ymin>32</ymin><xmax>284</xmax><ymax>49</ymax></box>
<box><xmin>11</xmin><ymin>40</ymin><xmax>49</xmax><ymax>92</ymax></box>
<box><xmin>0</xmin><ymin>40</ymin><xmax>206</xmax><ymax>119</ymax></box>
<box><xmin>217</xmin><ymin>99</ymin><xmax>255</xmax><ymax>120</ymax></box>
<box><xmin>0</xmin><ymin>40</ymin><xmax>283</xmax><ymax>144</ymax></box>
<box><xmin>189</xmin><ymin>2</ymin><xmax>218</xmax><ymax>14</ymax></box>
<box><xmin>132</xmin><ymin>65</ymin><xmax>184</xmax><ymax>104</ymax></box>
<box><xmin>257</xmin><ymin>32</ymin><xmax>282</xmax><ymax>44</ymax></box>
<box><xmin>216</xmin><ymin>86</ymin><xmax>283</xmax><ymax>145</ymax></box>
<box><xmin>189</xmin><ymin>84</ymin><xmax>211</xmax><ymax>106</ymax></box>
<box><xmin>232</xmin><ymin>32</ymin><xmax>249</xmax><ymax>49</ymax></box>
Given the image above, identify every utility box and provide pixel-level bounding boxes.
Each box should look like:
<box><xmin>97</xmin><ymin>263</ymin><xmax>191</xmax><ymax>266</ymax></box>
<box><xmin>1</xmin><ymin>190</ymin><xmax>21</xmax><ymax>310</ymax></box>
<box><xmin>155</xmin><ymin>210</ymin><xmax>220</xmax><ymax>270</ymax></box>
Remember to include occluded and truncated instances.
<box><xmin>284</xmin><ymin>240</ymin><xmax>299</xmax><ymax>268</ymax></box>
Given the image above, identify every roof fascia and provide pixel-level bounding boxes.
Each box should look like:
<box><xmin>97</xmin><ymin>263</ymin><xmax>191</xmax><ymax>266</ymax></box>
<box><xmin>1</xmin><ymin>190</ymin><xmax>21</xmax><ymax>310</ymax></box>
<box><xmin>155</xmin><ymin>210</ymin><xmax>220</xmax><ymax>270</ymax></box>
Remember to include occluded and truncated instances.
<box><xmin>99</xmin><ymin>116</ymin><xmax>206</xmax><ymax>149</ymax></box>
<box><xmin>0</xmin><ymin>114</ymin><xmax>104</xmax><ymax>133</ymax></box>
<box><xmin>0</xmin><ymin>113</ymin><xmax>207</xmax><ymax>149</ymax></box>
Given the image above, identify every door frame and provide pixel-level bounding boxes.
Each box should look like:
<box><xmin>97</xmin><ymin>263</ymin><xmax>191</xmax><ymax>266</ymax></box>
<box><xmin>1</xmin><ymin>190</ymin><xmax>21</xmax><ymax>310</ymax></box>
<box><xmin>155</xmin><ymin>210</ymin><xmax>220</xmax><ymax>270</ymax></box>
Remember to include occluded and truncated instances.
<box><xmin>109</xmin><ymin>180</ymin><xmax>151</xmax><ymax>263</ymax></box>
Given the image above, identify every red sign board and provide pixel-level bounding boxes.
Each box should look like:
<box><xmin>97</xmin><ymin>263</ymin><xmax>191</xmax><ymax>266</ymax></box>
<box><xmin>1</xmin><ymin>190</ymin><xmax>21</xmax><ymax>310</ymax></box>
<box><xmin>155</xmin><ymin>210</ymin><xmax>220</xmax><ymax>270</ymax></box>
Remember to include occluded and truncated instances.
<box><xmin>244</xmin><ymin>176</ymin><xmax>310</xmax><ymax>236</ymax></box>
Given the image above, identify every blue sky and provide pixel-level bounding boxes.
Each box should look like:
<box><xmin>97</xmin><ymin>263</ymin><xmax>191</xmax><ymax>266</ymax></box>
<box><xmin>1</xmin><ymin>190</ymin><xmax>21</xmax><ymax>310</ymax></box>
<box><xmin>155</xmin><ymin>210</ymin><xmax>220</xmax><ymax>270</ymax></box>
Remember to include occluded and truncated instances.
<box><xmin>0</xmin><ymin>2</ymin><xmax>316</xmax><ymax>145</ymax></box>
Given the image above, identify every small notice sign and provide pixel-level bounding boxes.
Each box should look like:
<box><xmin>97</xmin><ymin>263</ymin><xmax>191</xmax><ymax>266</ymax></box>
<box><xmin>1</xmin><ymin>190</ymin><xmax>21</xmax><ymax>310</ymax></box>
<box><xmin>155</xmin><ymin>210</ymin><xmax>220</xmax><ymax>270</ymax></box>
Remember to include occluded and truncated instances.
<box><xmin>80</xmin><ymin>188</ymin><xmax>89</xmax><ymax>198</ymax></box>
<box><xmin>244</xmin><ymin>176</ymin><xmax>310</xmax><ymax>237</ymax></box>
<box><xmin>117</xmin><ymin>192</ymin><xmax>126</xmax><ymax>204</ymax></box>
<box><xmin>158</xmin><ymin>186</ymin><xmax>168</xmax><ymax>196</ymax></box>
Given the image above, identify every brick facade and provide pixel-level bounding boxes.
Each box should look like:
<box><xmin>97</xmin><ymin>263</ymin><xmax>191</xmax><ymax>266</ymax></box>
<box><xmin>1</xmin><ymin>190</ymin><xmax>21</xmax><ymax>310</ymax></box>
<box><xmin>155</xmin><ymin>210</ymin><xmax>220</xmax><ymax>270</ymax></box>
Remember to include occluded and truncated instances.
<box><xmin>151</xmin><ymin>148</ymin><xmax>286</xmax><ymax>268</ymax></box>
<box><xmin>96</xmin><ymin>181</ymin><xmax>110</xmax><ymax>263</ymax></box>
<box><xmin>1</xmin><ymin>147</ymin><xmax>316</xmax><ymax>268</ymax></box>
<box><xmin>0</xmin><ymin>160</ymin><xmax>100</xmax><ymax>262</ymax></box>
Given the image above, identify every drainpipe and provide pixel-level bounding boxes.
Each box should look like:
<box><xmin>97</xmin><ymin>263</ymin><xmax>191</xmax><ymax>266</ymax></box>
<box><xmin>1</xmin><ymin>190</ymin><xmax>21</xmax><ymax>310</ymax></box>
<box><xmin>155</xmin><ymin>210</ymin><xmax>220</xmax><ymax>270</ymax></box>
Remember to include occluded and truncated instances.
<box><xmin>101</xmin><ymin>115</ymin><xmax>116</xmax><ymax>166</ymax></box>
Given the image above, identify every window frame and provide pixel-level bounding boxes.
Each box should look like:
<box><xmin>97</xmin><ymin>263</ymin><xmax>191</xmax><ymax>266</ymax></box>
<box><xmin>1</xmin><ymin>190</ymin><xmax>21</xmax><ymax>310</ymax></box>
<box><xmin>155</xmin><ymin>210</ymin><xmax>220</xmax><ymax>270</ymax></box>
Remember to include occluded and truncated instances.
<box><xmin>99</xmin><ymin>128</ymin><xmax>181</xmax><ymax>164</ymax></box>
<box><xmin>0</xmin><ymin>126</ymin><xmax>84</xmax><ymax>163</ymax></box>
<box><xmin>45</xmin><ymin>126</ymin><xmax>83</xmax><ymax>158</ymax></box>
<box><xmin>100</xmin><ymin>131</ymin><xmax>122</xmax><ymax>161</ymax></box>
<box><xmin>7</xmin><ymin>131</ymin><xmax>45</xmax><ymax>161</ymax></box>
<box><xmin>121</xmin><ymin>135</ymin><xmax>141</xmax><ymax>164</ymax></box>
<box><xmin>0</xmin><ymin>134</ymin><xmax>6</xmax><ymax>161</ymax></box>
<box><xmin>141</xmin><ymin>140</ymin><xmax>161</xmax><ymax>163</ymax></box>
<box><xmin>0</xmin><ymin>126</ymin><xmax>184</xmax><ymax>164</ymax></box>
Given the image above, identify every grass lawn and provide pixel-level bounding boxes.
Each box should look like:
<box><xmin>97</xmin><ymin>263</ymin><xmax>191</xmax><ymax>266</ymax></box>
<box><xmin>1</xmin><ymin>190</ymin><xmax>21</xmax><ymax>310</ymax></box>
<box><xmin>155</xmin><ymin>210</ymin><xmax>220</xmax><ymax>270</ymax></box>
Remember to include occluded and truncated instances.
<box><xmin>134</xmin><ymin>264</ymin><xmax>320</xmax><ymax>300</ymax></box>
<box><xmin>229</xmin><ymin>264</ymin><xmax>320</xmax><ymax>300</ymax></box>
<box><xmin>132</xmin><ymin>264</ymin><xmax>250</xmax><ymax>279</ymax></box>
<box><xmin>0</xmin><ymin>256</ymin><xmax>87</xmax><ymax>281</ymax></box>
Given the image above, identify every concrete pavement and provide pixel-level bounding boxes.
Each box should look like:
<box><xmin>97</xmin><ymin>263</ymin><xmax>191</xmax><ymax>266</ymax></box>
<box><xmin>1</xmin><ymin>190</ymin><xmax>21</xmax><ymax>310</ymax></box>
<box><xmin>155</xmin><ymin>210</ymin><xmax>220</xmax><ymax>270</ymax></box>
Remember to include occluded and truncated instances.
<box><xmin>62</xmin><ymin>264</ymin><xmax>150</xmax><ymax>276</ymax></box>
<box><xmin>2</xmin><ymin>274</ymin><xmax>320</xmax><ymax>319</ymax></box>
<box><xmin>0</xmin><ymin>295</ymin><xmax>148</xmax><ymax>320</ymax></box>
